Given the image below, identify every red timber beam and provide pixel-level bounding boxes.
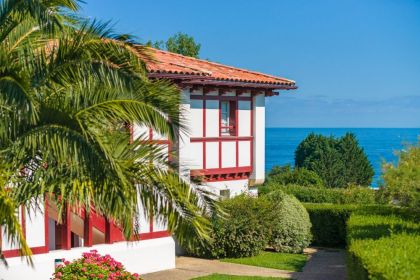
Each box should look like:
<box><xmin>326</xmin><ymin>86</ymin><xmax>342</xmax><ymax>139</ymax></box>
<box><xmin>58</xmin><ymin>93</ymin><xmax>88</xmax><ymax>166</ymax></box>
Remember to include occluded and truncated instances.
<box><xmin>83</xmin><ymin>211</ymin><xmax>93</xmax><ymax>247</ymax></box>
<box><xmin>61</xmin><ymin>205</ymin><xmax>71</xmax><ymax>250</ymax></box>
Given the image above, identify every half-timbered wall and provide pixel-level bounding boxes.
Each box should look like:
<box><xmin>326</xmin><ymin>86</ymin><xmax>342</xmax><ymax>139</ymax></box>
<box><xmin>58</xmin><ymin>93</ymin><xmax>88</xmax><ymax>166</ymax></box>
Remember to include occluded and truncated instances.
<box><xmin>187</xmin><ymin>88</ymin><xmax>254</xmax><ymax>182</ymax></box>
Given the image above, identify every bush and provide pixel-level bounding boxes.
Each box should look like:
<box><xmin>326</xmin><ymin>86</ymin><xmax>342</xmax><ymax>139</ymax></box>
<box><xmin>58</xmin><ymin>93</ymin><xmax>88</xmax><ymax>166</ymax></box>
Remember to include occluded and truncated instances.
<box><xmin>265</xmin><ymin>191</ymin><xmax>311</xmax><ymax>253</ymax></box>
<box><xmin>347</xmin><ymin>212</ymin><xmax>420</xmax><ymax>280</ymax></box>
<box><xmin>304</xmin><ymin>203</ymin><xmax>420</xmax><ymax>248</ymax></box>
<box><xmin>347</xmin><ymin>213</ymin><xmax>420</xmax><ymax>242</ymax></box>
<box><xmin>266</xmin><ymin>165</ymin><xmax>324</xmax><ymax>187</ymax></box>
<box><xmin>187</xmin><ymin>195</ymin><xmax>271</xmax><ymax>258</ymax></box>
<box><xmin>51</xmin><ymin>250</ymin><xmax>140</xmax><ymax>280</ymax></box>
<box><xmin>303</xmin><ymin>203</ymin><xmax>358</xmax><ymax>247</ymax></box>
<box><xmin>260</xmin><ymin>184</ymin><xmax>377</xmax><ymax>205</ymax></box>
<box><xmin>295</xmin><ymin>133</ymin><xmax>374</xmax><ymax>188</ymax></box>
<box><xmin>379</xmin><ymin>142</ymin><xmax>420</xmax><ymax>209</ymax></box>
<box><xmin>348</xmin><ymin>234</ymin><xmax>420</xmax><ymax>280</ymax></box>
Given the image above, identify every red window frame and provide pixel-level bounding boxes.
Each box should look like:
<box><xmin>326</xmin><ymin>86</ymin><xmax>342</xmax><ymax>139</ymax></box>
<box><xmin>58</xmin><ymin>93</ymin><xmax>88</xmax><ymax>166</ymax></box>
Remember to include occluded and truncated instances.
<box><xmin>219</xmin><ymin>100</ymin><xmax>237</xmax><ymax>136</ymax></box>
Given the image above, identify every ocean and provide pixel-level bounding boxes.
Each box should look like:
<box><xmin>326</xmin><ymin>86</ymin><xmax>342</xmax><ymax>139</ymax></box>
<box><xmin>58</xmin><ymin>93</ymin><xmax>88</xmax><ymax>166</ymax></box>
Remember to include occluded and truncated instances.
<box><xmin>265</xmin><ymin>128</ymin><xmax>420</xmax><ymax>187</ymax></box>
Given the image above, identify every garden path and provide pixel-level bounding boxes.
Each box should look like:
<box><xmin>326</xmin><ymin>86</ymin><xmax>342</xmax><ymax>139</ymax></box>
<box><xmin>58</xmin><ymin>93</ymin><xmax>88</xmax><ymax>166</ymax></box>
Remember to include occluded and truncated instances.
<box><xmin>297</xmin><ymin>248</ymin><xmax>347</xmax><ymax>280</ymax></box>
<box><xmin>142</xmin><ymin>247</ymin><xmax>347</xmax><ymax>280</ymax></box>
<box><xmin>142</xmin><ymin>256</ymin><xmax>298</xmax><ymax>280</ymax></box>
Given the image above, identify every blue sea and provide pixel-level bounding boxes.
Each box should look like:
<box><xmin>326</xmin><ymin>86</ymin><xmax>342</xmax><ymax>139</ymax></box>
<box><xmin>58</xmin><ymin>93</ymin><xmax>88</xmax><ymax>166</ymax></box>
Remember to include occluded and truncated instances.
<box><xmin>265</xmin><ymin>128</ymin><xmax>420</xmax><ymax>187</ymax></box>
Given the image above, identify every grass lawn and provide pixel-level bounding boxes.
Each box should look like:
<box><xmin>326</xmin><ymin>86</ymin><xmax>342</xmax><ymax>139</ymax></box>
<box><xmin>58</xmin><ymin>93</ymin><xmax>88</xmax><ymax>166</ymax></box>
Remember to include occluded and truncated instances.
<box><xmin>221</xmin><ymin>251</ymin><xmax>307</xmax><ymax>272</ymax></box>
<box><xmin>191</xmin><ymin>274</ymin><xmax>286</xmax><ymax>280</ymax></box>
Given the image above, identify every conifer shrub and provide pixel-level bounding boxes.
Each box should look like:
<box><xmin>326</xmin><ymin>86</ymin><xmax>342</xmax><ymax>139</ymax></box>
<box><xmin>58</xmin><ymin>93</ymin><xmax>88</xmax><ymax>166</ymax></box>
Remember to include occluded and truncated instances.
<box><xmin>294</xmin><ymin>133</ymin><xmax>374</xmax><ymax>188</ymax></box>
<box><xmin>266</xmin><ymin>190</ymin><xmax>311</xmax><ymax>253</ymax></box>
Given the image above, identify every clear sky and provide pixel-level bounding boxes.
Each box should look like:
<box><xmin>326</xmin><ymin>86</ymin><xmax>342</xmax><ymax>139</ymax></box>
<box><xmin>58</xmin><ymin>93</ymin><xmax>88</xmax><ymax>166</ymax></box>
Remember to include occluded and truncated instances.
<box><xmin>81</xmin><ymin>0</ymin><xmax>420</xmax><ymax>127</ymax></box>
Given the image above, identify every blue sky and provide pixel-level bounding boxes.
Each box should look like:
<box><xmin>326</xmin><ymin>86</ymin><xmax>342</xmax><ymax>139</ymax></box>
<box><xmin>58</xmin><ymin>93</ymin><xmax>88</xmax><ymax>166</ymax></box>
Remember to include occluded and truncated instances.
<box><xmin>81</xmin><ymin>0</ymin><xmax>420</xmax><ymax>127</ymax></box>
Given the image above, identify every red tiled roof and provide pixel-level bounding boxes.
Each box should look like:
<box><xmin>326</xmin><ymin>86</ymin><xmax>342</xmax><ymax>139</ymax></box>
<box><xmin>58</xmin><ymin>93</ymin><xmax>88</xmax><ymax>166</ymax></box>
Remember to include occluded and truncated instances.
<box><xmin>143</xmin><ymin>47</ymin><xmax>296</xmax><ymax>87</ymax></box>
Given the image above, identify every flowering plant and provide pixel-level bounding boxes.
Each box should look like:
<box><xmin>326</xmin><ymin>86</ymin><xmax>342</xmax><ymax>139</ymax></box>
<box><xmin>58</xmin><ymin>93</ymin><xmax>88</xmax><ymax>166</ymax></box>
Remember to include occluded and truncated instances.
<box><xmin>51</xmin><ymin>250</ymin><xmax>141</xmax><ymax>280</ymax></box>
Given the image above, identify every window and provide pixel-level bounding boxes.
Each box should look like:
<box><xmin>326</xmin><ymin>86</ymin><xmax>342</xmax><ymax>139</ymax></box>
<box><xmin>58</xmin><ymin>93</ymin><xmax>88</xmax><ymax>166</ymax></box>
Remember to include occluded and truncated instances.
<box><xmin>220</xmin><ymin>100</ymin><xmax>236</xmax><ymax>136</ymax></box>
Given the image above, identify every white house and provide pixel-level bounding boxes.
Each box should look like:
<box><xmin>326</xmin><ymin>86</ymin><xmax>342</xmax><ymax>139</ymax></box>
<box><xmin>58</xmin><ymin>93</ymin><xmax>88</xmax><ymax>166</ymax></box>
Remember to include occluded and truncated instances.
<box><xmin>0</xmin><ymin>48</ymin><xmax>296</xmax><ymax>279</ymax></box>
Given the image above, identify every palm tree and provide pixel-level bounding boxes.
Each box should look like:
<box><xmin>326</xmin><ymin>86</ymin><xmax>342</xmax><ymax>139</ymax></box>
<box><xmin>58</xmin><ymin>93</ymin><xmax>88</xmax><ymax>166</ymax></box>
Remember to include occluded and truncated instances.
<box><xmin>0</xmin><ymin>0</ymin><xmax>215</xmax><ymax>263</ymax></box>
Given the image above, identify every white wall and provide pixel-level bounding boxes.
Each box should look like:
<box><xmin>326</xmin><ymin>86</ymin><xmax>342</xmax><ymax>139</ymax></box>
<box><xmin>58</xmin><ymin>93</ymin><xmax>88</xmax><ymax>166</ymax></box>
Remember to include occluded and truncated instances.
<box><xmin>0</xmin><ymin>237</ymin><xmax>175</xmax><ymax>280</ymax></box>
<box><xmin>204</xmin><ymin>179</ymin><xmax>249</xmax><ymax>197</ymax></box>
<box><xmin>238</xmin><ymin>100</ymin><xmax>251</xmax><ymax>137</ymax></box>
<box><xmin>250</xmin><ymin>94</ymin><xmax>265</xmax><ymax>185</ymax></box>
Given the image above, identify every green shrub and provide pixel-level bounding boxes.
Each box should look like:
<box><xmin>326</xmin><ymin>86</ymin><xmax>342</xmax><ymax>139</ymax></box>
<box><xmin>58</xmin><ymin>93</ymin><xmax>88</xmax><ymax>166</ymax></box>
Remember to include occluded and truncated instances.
<box><xmin>379</xmin><ymin>142</ymin><xmax>420</xmax><ymax>209</ymax></box>
<box><xmin>348</xmin><ymin>234</ymin><xmax>420</xmax><ymax>280</ymax></box>
<box><xmin>266</xmin><ymin>191</ymin><xmax>311</xmax><ymax>253</ymax></box>
<box><xmin>347</xmin><ymin>214</ymin><xmax>420</xmax><ymax>242</ymax></box>
<box><xmin>304</xmin><ymin>203</ymin><xmax>358</xmax><ymax>247</ymax></box>
<box><xmin>266</xmin><ymin>165</ymin><xmax>324</xmax><ymax>187</ymax></box>
<box><xmin>261</xmin><ymin>184</ymin><xmax>377</xmax><ymax>205</ymax></box>
<box><xmin>347</xmin><ymin>212</ymin><xmax>420</xmax><ymax>280</ymax></box>
<box><xmin>187</xmin><ymin>195</ymin><xmax>271</xmax><ymax>258</ymax></box>
<box><xmin>304</xmin><ymin>203</ymin><xmax>419</xmax><ymax>248</ymax></box>
<box><xmin>295</xmin><ymin>133</ymin><xmax>374</xmax><ymax>188</ymax></box>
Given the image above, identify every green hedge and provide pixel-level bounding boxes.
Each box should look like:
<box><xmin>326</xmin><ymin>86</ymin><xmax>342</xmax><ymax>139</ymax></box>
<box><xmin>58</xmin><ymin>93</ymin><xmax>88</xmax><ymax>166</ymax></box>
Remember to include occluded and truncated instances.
<box><xmin>303</xmin><ymin>203</ymin><xmax>358</xmax><ymax>247</ymax></box>
<box><xmin>260</xmin><ymin>184</ymin><xmax>377</xmax><ymax>205</ymax></box>
<box><xmin>303</xmin><ymin>203</ymin><xmax>420</xmax><ymax>248</ymax></box>
<box><xmin>348</xmin><ymin>234</ymin><xmax>420</xmax><ymax>280</ymax></box>
<box><xmin>347</xmin><ymin>213</ymin><xmax>420</xmax><ymax>280</ymax></box>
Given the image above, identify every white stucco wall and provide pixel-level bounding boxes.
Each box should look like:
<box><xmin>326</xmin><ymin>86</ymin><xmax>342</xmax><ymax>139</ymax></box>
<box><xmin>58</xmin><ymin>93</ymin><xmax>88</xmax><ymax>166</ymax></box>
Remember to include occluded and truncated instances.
<box><xmin>203</xmin><ymin>179</ymin><xmax>249</xmax><ymax>197</ymax></box>
<box><xmin>250</xmin><ymin>93</ymin><xmax>265</xmax><ymax>185</ymax></box>
<box><xmin>0</xmin><ymin>237</ymin><xmax>175</xmax><ymax>280</ymax></box>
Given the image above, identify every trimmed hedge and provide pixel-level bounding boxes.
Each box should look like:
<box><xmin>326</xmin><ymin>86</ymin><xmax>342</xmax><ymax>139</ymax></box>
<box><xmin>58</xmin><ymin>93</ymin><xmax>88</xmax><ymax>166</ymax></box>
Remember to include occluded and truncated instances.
<box><xmin>260</xmin><ymin>184</ymin><xmax>377</xmax><ymax>205</ymax></box>
<box><xmin>303</xmin><ymin>203</ymin><xmax>420</xmax><ymax>248</ymax></box>
<box><xmin>347</xmin><ymin>213</ymin><xmax>420</xmax><ymax>280</ymax></box>
<box><xmin>303</xmin><ymin>203</ymin><xmax>358</xmax><ymax>247</ymax></box>
<box><xmin>348</xmin><ymin>234</ymin><xmax>420</xmax><ymax>280</ymax></box>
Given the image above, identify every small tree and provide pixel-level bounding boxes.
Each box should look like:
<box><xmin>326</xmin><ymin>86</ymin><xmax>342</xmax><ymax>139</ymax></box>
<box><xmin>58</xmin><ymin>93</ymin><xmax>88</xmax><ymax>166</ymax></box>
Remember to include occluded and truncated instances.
<box><xmin>338</xmin><ymin>133</ymin><xmax>374</xmax><ymax>186</ymax></box>
<box><xmin>379</xmin><ymin>142</ymin><xmax>420</xmax><ymax>208</ymax></box>
<box><xmin>146</xmin><ymin>32</ymin><xmax>201</xmax><ymax>58</ymax></box>
<box><xmin>295</xmin><ymin>133</ymin><xmax>373</xmax><ymax>188</ymax></box>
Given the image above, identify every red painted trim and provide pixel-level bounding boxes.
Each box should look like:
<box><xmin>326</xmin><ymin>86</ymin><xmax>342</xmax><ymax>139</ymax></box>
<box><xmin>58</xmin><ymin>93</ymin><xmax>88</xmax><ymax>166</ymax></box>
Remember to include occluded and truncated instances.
<box><xmin>250</xmin><ymin>98</ymin><xmax>254</xmax><ymax>169</ymax></box>
<box><xmin>149</xmin><ymin>215</ymin><xmax>154</xmax><ymax>233</ymax></box>
<box><xmin>149</xmin><ymin>128</ymin><xmax>153</xmax><ymax>140</ymax></box>
<box><xmin>218</xmin><ymin>100</ymin><xmax>222</xmax><ymax>168</ymax></box>
<box><xmin>3</xmin><ymin>246</ymin><xmax>48</xmax><ymax>258</ymax></box>
<box><xmin>44</xmin><ymin>197</ymin><xmax>49</xmax><ymax>253</ymax></box>
<box><xmin>151</xmin><ymin>140</ymin><xmax>171</xmax><ymax>145</ymax></box>
<box><xmin>129</xmin><ymin>123</ymin><xmax>134</xmax><ymax>144</ymax></box>
<box><xmin>138</xmin><ymin>231</ymin><xmax>170</xmax><ymax>240</ymax></box>
<box><xmin>191</xmin><ymin>95</ymin><xmax>252</xmax><ymax>101</ymax></box>
<box><xmin>20</xmin><ymin>206</ymin><xmax>26</xmax><ymax>239</ymax></box>
<box><xmin>235</xmin><ymin>101</ymin><xmax>239</xmax><ymax>168</ymax></box>
<box><xmin>192</xmin><ymin>166</ymin><xmax>252</xmax><ymax>176</ymax></box>
<box><xmin>191</xmin><ymin>136</ymin><xmax>253</xmax><ymax>142</ymax></box>
<box><xmin>61</xmin><ymin>206</ymin><xmax>71</xmax><ymax>250</ymax></box>
<box><xmin>91</xmin><ymin>211</ymin><xmax>106</xmax><ymax>233</ymax></box>
<box><xmin>203</xmin><ymin>99</ymin><xmax>206</xmax><ymax>169</ymax></box>
<box><xmin>84</xmin><ymin>212</ymin><xmax>93</xmax><ymax>247</ymax></box>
